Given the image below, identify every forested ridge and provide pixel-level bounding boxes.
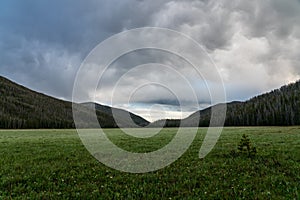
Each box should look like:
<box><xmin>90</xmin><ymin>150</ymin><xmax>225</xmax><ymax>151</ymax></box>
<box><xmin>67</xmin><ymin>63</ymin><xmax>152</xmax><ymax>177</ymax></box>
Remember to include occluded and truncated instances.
<box><xmin>154</xmin><ymin>80</ymin><xmax>300</xmax><ymax>127</ymax></box>
<box><xmin>1</xmin><ymin>75</ymin><xmax>299</xmax><ymax>128</ymax></box>
<box><xmin>0</xmin><ymin>76</ymin><xmax>149</xmax><ymax>128</ymax></box>
<box><xmin>223</xmin><ymin>80</ymin><xmax>300</xmax><ymax>126</ymax></box>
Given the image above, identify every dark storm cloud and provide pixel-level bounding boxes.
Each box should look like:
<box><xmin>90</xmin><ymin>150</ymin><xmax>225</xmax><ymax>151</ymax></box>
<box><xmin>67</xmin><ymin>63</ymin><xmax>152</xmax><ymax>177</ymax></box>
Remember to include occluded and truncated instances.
<box><xmin>1</xmin><ymin>0</ymin><xmax>133</xmax><ymax>53</ymax></box>
<box><xmin>0</xmin><ymin>0</ymin><xmax>162</xmax><ymax>98</ymax></box>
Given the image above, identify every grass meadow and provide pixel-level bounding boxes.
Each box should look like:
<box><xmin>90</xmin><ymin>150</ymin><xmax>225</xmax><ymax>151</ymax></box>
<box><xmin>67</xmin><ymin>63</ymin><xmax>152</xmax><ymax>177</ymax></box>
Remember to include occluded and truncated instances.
<box><xmin>0</xmin><ymin>127</ymin><xmax>299</xmax><ymax>199</ymax></box>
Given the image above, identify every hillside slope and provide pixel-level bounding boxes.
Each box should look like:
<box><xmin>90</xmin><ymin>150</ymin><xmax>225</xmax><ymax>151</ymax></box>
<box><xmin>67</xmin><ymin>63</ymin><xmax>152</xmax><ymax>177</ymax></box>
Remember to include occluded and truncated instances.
<box><xmin>0</xmin><ymin>76</ymin><xmax>149</xmax><ymax>128</ymax></box>
<box><xmin>222</xmin><ymin>81</ymin><xmax>300</xmax><ymax>126</ymax></box>
<box><xmin>81</xmin><ymin>102</ymin><xmax>149</xmax><ymax>127</ymax></box>
<box><xmin>152</xmin><ymin>80</ymin><xmax>300</xmax><ymax>127</ymax></box>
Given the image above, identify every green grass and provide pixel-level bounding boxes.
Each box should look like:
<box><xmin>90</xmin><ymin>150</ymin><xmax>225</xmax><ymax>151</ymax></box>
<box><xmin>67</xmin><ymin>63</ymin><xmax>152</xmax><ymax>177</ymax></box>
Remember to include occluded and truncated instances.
<box><xmin>0</xmin><ymin>127</ymin><xmax>299</xmax><ymax>199</ymax></box>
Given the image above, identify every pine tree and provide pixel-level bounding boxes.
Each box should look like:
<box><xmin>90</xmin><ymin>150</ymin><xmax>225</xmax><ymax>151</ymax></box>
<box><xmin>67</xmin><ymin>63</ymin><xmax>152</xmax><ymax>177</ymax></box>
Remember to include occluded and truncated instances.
<box><xmin>237</xmin><ymin>134</ymin><xmax>257</xmax><ymax>157</ymax></box>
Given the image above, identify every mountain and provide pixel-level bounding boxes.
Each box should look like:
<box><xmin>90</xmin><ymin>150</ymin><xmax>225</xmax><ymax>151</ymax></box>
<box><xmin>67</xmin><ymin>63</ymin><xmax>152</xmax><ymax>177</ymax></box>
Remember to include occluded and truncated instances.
<box><xmin>81</xmin><ymin>102</ymin><xmax>149</xmax><ymax>127</ymax></box>
<box><xmin>0</xmin><ymin>76</ymin><xmax>149</xmax><ymax>128</ymax></box>
<box><xmin>1</xmin><ymin>74</ymin><xmax>299</xmax><ymax>128</ymax></box>
<box><xmin>152</xmin><ymin>80</ymin><xmax>300</xmax><ymax>127</ymax></box>
<box><xmin>222</xmin><ymin>81</ymin><xmax>300</xmax><ymax>126</ymax></box>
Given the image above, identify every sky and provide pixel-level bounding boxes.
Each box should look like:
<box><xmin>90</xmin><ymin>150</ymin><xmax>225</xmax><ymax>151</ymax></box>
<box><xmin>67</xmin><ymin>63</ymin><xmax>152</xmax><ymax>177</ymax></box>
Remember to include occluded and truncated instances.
<box><xmin>1</xmin><ymin>0</ymin><xmax>300</xmax><ymax>122</ymax></box>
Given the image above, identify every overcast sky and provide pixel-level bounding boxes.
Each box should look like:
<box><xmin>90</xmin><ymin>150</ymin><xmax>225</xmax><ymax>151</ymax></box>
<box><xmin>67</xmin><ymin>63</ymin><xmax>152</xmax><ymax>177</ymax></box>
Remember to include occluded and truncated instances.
<box><xmin>1</xmin><ymin>0</ymin><xmax>300</xmax><ymax>121</ymax></box>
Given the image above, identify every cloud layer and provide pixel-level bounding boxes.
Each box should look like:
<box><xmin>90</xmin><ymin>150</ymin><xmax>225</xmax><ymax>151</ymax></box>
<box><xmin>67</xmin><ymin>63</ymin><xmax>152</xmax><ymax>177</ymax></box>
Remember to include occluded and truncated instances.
<box><xmin>1</xmin><ymin>0</ymin><xmax>300</xmax><ymax>121</ymax></box>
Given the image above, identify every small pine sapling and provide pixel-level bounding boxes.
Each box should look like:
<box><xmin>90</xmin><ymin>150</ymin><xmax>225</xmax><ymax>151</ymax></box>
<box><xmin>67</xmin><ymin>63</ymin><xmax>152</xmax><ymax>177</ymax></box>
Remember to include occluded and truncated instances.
<box><xmin>237</xmin><ymin>134</ymin><xmax>257</xmax><ymax>157</ymax></box>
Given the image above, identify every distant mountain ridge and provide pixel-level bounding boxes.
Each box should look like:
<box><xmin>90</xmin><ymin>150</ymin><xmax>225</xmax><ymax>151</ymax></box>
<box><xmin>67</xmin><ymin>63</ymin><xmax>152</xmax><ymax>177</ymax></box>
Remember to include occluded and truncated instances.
<box><xmin>1</xmin><ymin>75</ymin><xmax>299</xmax><ymax>128</ymax></box>
<box><xmin>81</xmin><ymin>102</ymin><xmax>149</xmax><ymax>127</ymax></box>
<box><xmin>152</xmin><ymin>80</ymin><xmax>300</xmax><ymax>127</ymax></box>
<box><xmin>0</xmin><ymin>76</ymin><xmax>149</xmax><ymax>128</ymax></box>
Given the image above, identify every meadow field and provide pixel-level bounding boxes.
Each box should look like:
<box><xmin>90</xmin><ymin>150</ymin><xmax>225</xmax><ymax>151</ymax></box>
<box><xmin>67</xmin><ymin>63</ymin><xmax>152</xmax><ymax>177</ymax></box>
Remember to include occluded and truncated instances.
<box><xmin>0</xmin><ymin>127</ymin><xmax>299</xmax><ymax>199</ymax></box>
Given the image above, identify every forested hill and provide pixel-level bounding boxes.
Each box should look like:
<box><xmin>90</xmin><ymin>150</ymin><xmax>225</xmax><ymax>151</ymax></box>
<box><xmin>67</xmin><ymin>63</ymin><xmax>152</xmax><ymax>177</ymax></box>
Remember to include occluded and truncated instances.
<box><xmin>223</xmin><ymin>80</ymin><xmax>300</xmax><ymax>126</ymax></box>
<box><xmin>81</xmin><ymin>102</ymin><xmax>150</xmax><ymax>127</ymax></box>
<box><xmin>0</xmin><ymin>76</ymin><xmax>149</xmax><ymax>128</ymax></box>
<box><xmin>153</xmin><ymin>80</ymin><xmax>300</xmax><ymax>127</ymax></box>
<box><xmin>1</xmin><ymin>75</ymin><xmax>299</xmax><ymax>128</ymax></box>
